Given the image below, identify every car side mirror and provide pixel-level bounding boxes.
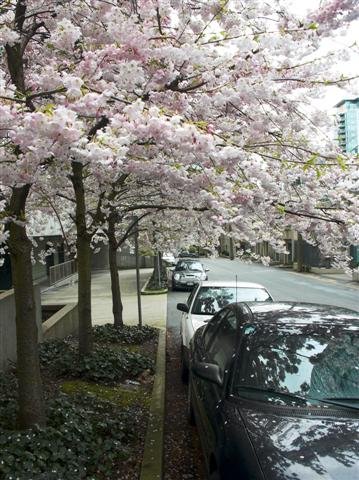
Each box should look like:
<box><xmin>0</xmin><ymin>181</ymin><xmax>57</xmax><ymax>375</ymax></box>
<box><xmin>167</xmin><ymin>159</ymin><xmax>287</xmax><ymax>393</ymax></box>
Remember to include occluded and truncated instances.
<box><xmin>191</xmin><ymin>361</ymin><xmax>223</xmax><ymax>387</ymax></box>
<box><xmin>205</xmin><ymin>269</ymin><xmax>210</xmax><ymax>272</ymax></box>
<box><xmin>177</xmin><ymin>303</ymin><xmax>189</xmax><ymax>313</ymax></box>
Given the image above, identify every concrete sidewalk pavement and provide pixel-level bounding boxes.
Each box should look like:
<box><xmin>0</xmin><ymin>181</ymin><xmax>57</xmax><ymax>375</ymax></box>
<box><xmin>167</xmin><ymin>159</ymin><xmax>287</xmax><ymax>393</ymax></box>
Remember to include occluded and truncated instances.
<box><xmin>41</xmin><ymin>268</ymin><xmax>167</xmax><ymax>330</ymax></box>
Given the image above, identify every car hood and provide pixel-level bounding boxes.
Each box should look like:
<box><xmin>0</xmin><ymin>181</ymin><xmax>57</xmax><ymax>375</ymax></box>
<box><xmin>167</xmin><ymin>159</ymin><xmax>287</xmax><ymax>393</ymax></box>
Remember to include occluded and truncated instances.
<box><xmin>241</xmin><ymin>406</ymin><xmax>359</xmax><ymax>480</ymax></box>
<box><xmin>190</xmin><ymin>313</ymin><xmax>213</xmax><ymax>332</ymax></box>
<box><xmin>181</xmin><ymin>270</ymin><xmax>204</xmax><ymax>277</ymax></box>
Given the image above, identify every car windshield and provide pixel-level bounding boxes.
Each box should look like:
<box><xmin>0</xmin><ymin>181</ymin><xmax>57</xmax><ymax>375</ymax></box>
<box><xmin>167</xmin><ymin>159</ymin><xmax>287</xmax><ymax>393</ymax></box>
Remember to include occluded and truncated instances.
<box><xmin>191</xmin><ymin>286</ymin><xmax>272</xmax><ymax>315</ymax></box>
<box><xmin>232</xmin><ymin>324</ymin><xmax>359</xmax><ymax>404</ymax></box>
<box><xmin>175</xmin><ymin>261</ymin><xmax>203</xmax><ymax>272</ymax></box>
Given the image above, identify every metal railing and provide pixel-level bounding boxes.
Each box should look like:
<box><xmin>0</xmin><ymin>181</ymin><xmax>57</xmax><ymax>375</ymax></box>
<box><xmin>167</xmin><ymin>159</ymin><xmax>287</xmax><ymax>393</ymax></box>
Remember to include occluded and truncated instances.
<box><xmin>49</xmin><ymin>259</ymin><xmax>77</xmax><ymax>286</ymax></box>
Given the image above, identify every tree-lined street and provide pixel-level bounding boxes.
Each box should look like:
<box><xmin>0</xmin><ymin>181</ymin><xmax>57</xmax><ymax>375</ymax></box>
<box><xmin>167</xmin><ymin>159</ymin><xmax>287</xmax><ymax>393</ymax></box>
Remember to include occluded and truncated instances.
<box><xmin>1</xmin><ymin>0</ymin><xmax>359</xmax><ymax>478</ymax></box>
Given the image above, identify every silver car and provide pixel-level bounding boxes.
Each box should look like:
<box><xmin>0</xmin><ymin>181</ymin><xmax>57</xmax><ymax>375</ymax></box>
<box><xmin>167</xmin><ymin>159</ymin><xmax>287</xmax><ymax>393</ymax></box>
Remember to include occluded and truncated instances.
<box><xmin>172</xmin><ymin>260</ymin><xmax>208</xmax><ymax>290</ymax></box>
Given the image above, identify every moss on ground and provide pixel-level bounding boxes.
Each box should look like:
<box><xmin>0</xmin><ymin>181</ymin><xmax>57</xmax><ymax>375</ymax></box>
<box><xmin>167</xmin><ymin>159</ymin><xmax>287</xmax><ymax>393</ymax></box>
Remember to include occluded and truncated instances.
<box><xmin>61</xmin><ymin>380</ymin><xmax>151</xmax><ymax>408</ymax></box>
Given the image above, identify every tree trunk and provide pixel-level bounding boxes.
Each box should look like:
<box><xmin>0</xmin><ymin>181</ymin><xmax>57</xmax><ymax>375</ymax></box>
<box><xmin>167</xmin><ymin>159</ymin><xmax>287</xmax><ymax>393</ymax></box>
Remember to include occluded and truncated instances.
<box><xmin>4</xmin><ymin>5</ymin><xmax>46</xmax><ymax>429</ymax></box>
<box><xmin>8</xmin><ymin>186</ymin><xmax>46</xmax><ymax>428</ymax></box>
<box><xmin>71</xmin><ymin>162</ymin><xmax>93</xmax><ymax>356</ymax></box>
<box><xmin>152</xmin><ymin>251</ymin><xmax>161</xmax><ymax>289</ymax></box>
<box><xmin>297</xmin><ymin>233</ymin><xmax>304</xmax><ymax>273</ymax></box>
<box><xmin>108</xmin><ymin>214</ymin><xmax>124</xmax><ymax>328</ymax></box>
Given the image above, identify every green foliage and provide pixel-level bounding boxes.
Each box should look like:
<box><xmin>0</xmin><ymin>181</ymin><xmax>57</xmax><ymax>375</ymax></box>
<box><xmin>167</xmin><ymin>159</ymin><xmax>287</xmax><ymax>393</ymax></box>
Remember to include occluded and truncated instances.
<box><xmin>0</xmin><ymin>373</ymin><xmax>18</xmax><ymax>430</ymax></box>
<box><xmin>146</xmin><ymin>264</ymin><xmax>168</xmax><ymax>290</ymax></box>
<box><xmin>92</xmin><ymin>323</ymin><xmax>157</xmax><ymax>345</ymax></box>
<box><xmin>0</xmin><ymin>385</ymin><xmax>141</xmax><ymax>479</ymax></box>
<box><xmin>39</xmin><ymin>340</ymin><xmax>154</xmax><ymax>384</ymax></box>
<box><xmin>61</xmin><ymin>380</ymin><xmax>151</xmax><ymax>408</ymax></box>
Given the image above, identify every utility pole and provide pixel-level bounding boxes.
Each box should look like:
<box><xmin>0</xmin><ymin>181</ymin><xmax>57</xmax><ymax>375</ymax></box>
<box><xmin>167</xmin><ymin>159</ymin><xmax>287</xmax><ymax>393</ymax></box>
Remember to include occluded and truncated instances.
<box><xmin>134</xmin><ymin>217</ymin><xmax>142</xmax><ymax>328</ymax></box>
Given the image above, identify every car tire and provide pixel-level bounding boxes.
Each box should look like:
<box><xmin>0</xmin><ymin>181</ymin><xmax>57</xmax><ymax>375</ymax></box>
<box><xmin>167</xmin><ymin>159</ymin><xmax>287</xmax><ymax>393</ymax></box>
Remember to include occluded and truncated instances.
<box><xmin>187</xmin><ymin>382</ymin><xmax>196</xmax><ymax>426</ymax></box>
<box><xmin>180</xmin><ymin>346</ymin><xmax>189</xmax><ymax>384</ymax></box>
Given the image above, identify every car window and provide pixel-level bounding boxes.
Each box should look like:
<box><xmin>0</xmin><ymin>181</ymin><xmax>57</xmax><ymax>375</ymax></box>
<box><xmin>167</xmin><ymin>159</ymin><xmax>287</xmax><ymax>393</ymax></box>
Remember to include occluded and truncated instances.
<box><xmin>191</xmin><ymin>286</ymin><xmax>272</xmax><ymax>315</ymax></box>
<box><xmin>232</xmin><ymin>324</ymin><xmax>359</xmax><ymax>402</ymax></box>
<box><xmin>186</xmin><ymin>262</ymin><xmax>203</xmax><ymax>271</ymax></box>
<box><xmin>175</xmin><ymin>260</ymin><xmax>203</xmax><ymax>271</ymax></box>
<box><xmin>202</xmin><ymin>309</ymin><xmax>229</xmax><ymax>350</ymax></box>
<box><xmin>207</xmin><ymin>311</ymin><xmax>238</xmax><ymax>373</ymax></box>
<box><xmin>187</xmin><ymin>285</ymin><xmax>199</xmax><ymax>308</ymax></box>
<box><xmin>175</xmin><ymin>261</ymin><xmax>188</xmax><ymax>271</ymax></box>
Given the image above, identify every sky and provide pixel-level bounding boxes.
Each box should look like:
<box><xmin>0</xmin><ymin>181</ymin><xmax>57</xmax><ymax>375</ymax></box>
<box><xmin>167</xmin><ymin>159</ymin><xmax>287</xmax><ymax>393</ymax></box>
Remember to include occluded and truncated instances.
<box><xmin>287</xmin><ymin>0</ymin><xmax>359</xmax><ymax>110</ymax></box>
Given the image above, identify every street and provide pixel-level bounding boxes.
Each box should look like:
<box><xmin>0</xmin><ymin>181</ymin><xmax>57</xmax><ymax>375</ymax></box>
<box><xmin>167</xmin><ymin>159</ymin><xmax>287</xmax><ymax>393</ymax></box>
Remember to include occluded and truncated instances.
<box><xmin>168</xmin><ymin>258</ymin><xmax>359</xmax><ymax>331</ymax></box>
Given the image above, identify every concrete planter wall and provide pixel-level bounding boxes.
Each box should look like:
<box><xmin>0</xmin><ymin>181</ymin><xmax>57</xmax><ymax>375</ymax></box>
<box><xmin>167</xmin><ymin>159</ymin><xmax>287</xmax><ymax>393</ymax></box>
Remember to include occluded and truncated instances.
<box><xmin>0</xmin><ymin>287</ymin><xmax>78</xmax><ymax>371</ymax></box>
<box><xmin>0</xmin><ymin>286</ymin><xmax>42</xmax><ymax>371</ymax></box>
<box><xmin>353</xmin><ymin>271</ymin><xmax>359</xmax><ymax>282</ymax></box>
<box><xmin>42</xmin><ymin>303</ymin><xmax>78</xmax><ymax>340</ymax></box>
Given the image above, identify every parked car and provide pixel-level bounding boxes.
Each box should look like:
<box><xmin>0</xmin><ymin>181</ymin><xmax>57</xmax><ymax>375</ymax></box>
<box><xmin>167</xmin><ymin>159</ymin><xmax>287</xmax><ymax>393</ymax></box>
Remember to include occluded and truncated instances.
<box><xmin>178</xmin><ymin>280</ymin><xmax>273</xmax><ymax>381</ymax></box>
<box><xmin>172</xmin><ymin>259</ymin><xmax>209</xmax><ymax>291</ymax></box>
<box><xmin>178</xmin><ymin>250</ymin><xmax>199</xmax><ymax>258</ymax></box>
<box><xmin>188</xmin><ymin>302</ymin><xmax>359</xmax><ymax>480</ymax></box>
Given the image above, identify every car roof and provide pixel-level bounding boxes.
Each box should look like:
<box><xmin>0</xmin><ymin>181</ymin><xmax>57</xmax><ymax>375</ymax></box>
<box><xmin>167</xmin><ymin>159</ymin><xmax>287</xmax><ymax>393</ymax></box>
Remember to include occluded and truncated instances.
<box><xmin>176</xmin><ymin>258</ymin><xmax>201</xmax><ymax>263</ymax></box>
<box><xmin>198</xmin><ymin>280</ymin><xmax>269</xmax><ymax>289</ymax></box>
<box><xmin>242</xmin><ymin>301</ymin><xmax>359</xmax><ymax>326</ymax></box>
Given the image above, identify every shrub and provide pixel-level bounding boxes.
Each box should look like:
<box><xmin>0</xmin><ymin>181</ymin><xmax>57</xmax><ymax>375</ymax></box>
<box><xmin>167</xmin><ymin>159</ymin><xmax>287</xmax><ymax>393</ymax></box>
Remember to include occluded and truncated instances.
<box><xmin>0</xmin><ymin>373</ymin><xmax>18</xmax><ymax>430</ymax></box>
<box><xmin>39</xmin><ymin>340</ymin><xmax>154</xmax><ymax>384</ymax></box>
<box><xmin>0</xmin><ymin>390</ymin><xmax>140</xmax><ymax>479</ymax></box>
<box><xmin>92</xmin><ymin>324</ymin><xmax>157</xmax><ymax>345</ymax></box>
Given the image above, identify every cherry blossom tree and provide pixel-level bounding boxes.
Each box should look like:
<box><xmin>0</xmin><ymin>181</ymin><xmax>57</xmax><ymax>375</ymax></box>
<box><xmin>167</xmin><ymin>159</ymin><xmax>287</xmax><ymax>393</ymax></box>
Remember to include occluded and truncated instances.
<box><xmin>1</xmin><ymin>0</ymin><xmax>358</xmax><ymax>428</ymax></box>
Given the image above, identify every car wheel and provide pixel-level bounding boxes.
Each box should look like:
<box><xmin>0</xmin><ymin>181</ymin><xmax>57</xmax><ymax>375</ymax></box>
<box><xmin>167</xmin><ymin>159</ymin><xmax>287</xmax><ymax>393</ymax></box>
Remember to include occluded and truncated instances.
<box><xmin>187</xmin><ymin>382</ymin><xmax>196</xmax><ymax>426</ymax></box>
<box><xmin>180</xmin><ymin>346</ymin><xmax>189</xmax><ymax>384</ymax></box>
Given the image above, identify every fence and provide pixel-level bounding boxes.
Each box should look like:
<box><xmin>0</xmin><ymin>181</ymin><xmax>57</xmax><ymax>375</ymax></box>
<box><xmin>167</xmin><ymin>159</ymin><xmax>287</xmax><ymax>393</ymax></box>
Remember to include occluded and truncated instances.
<box><xmin>117</xmin><ymin>253</ymin><xmax>154</xmax><ymax>269</ymax></box>
<box><xmin>49</xmin><ymin>259</ymin><xmax>77</xmax><ymax>286</ymax></box>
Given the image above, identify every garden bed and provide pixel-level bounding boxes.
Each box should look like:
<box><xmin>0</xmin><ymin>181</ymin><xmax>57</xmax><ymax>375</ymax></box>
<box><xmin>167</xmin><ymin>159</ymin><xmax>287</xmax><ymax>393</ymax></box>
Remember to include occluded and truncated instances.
<box><xmin>0</xmin><ymin>324</ymin><xmax>158</xmax><ymax>480</ymax></box>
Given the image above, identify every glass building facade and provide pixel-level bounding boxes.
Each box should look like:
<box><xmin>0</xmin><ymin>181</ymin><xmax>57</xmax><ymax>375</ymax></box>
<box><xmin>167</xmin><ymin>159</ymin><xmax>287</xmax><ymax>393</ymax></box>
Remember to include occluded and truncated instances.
<box><xmin>335</xmin><ymin>98</ymin><xmax>359</xmax><ymax>154</ymax></box>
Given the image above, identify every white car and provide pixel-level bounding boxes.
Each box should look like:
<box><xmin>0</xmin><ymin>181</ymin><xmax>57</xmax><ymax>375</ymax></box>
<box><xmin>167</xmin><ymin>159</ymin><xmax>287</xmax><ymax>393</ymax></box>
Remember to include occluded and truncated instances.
<box><xmin>162</xmin><ymin>252</ymin><xmax>176</xmax><ymax>266</ymax></box>
<box><xmin>177</xmin><ymin>280</ymin><xmax>273</xmax><ymax>381</ymax></box>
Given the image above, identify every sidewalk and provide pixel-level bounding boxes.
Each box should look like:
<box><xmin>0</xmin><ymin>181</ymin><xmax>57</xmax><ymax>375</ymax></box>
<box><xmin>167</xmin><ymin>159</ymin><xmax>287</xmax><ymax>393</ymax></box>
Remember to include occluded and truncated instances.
<box><xmin>41</xmin><ymin>268</ymin><xmax>167</xmax><ymax>330</ymax></box>
<box><xmin>284</xmin><ymin>268</ymin><xmax>359</xmax><ymax>290</ymax></box>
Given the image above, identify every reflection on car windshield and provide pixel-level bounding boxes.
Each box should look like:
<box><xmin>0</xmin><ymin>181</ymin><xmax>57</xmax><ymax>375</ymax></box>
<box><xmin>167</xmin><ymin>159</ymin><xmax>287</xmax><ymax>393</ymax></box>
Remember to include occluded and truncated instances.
<box><xmin>192</xmin><ymin>286</ymin><xmax>272</xmax><ymax>315</ymax></box>
<box><xmin>176</xmin><ymin>261</ymin><xmax>203</xmax><ymax>272</ymax></box>
<box><xmin>233</xmin><ymin>325</ymin><xmax>359</xmax><ymax>403</ymax></box>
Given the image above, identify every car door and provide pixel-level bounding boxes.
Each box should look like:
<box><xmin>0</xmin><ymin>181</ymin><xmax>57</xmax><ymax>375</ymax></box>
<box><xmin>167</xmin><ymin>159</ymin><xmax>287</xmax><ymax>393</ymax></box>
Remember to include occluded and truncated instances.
<box><xmin>192</xmin><ymin>308</ymin><xmax>239</xmax><ymax>461</ymax></box>
<box><xmin>180</xmin><ymin>285</ymin><xmax>199</xmax><ymax>349</ymax></box>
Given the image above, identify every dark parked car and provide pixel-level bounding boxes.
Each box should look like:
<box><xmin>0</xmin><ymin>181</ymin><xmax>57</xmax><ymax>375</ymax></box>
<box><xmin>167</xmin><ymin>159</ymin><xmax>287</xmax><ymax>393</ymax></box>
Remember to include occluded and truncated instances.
<box><xmin>172</xmin><ymin>259</ymin><xmax>208</xmax><ymax>290</ymax></box>
<box><xmin>188</xmin><ymin>302</ymin><xmax>359</xmax><ymax>480</ymax></box>
<box><xmin>178</xmin><ymin>250</ymin><xmax>199</xmax><ymax>258</ymax></box>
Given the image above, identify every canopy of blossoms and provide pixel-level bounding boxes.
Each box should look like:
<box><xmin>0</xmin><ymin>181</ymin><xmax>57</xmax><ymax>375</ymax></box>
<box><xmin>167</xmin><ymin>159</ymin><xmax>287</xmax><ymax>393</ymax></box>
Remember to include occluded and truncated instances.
<box><xmin>0</xmin><ymin>0</ymin><xmax>358</xmax><ymax>267</ymax></box>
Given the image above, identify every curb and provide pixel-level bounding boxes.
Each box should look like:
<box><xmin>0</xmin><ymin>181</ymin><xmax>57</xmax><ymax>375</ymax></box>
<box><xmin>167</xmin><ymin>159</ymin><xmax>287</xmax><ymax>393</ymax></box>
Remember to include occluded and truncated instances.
<box><xmin>140</xmin><ymin>328</ymin><xmax>166</xmax><ymax>480</ymax></box>
<box><xmin>141</xmin><ymin>278</ymin><xmax>168</xmax><ymax>295</ymax></box>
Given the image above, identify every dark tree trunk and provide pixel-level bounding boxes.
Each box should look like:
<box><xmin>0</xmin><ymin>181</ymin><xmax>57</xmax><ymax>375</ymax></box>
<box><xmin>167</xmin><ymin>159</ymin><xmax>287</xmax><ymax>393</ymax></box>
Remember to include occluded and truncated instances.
<box><xmin>8</xmin><ymin>186</ymin><xmax>46</xmax><ymax>428</ymax></box>
<box><xmin>297</xmin><ymin>233</ymin><xmax>304</xmax><ymax>272</ymax></box>
<box><xmin>108</xmin><ymin>214</ymin><xmax>124</xmax><ymax>328</ymax></box>
<box><xmin>152</xmin><ymin>251</ymin><xmax>161</xmax><ymax>289</ymax></box>
<box><xmin>71</xmin><ymin>162</ymin><xmax>93</xmax><ymax>356</ymax></box>
<box><xmin>5</xmin><ymin>10</ymin><xmax>46</xmax><ymax>428</ymax></box>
